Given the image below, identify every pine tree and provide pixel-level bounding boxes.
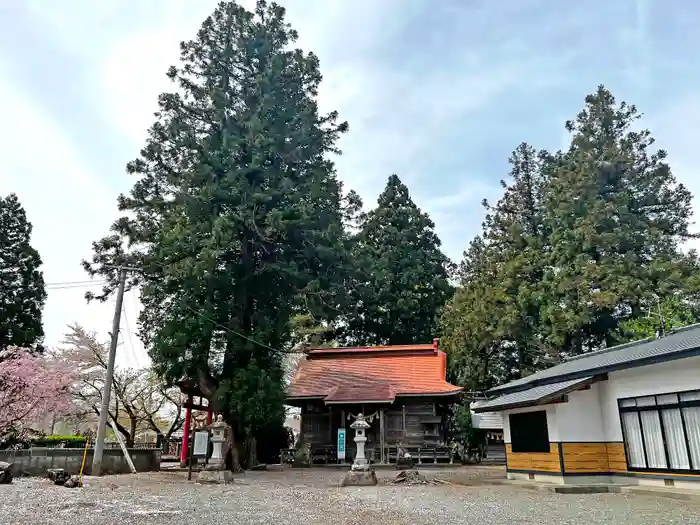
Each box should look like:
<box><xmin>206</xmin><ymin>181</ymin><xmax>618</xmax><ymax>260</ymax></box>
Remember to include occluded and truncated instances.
<box><xmin>348</xmin><ymin>175</ymin><xmax>453</xmax><ymax>345</ymax></box>
<box><xmin>0</xmin><ymin>193</ymin><xmax>46</xmax><ymax>351</ymax></box>
<box><xmin>83</xmin><ymin>0</ymin><xmax>352</xmax><ymax>468</ymax></box>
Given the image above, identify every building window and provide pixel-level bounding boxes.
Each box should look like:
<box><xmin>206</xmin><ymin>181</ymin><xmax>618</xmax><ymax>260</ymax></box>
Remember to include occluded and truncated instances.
<box><xmin>509</xmin><ymin>410</ymin><xmax>550</xmax><ymax>453</ymax></box>
<box><xmin>619</xmin><ymin>390</ymin><xmax>700</xmax><ymax>473</ymax></box>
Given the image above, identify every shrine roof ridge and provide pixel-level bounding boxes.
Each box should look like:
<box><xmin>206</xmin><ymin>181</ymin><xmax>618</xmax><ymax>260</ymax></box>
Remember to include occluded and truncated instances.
<box><xmin>307</xmin><ymin>339</ymin><xmax>440</xmax><ymax>357</ymax></box>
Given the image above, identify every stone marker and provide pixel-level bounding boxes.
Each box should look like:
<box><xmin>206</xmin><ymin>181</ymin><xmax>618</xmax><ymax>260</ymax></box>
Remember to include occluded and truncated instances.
<box><xmin>197</xmin><ymin>415</ymin><xmax>234</xmax><ymax>484</ymax></box>
<box><xmin>0</xmin><ymin>461</ymin><xmax>13</xmax><ymax>484</ymax></box>
<box><xmin>341</xmin><ymin>413</ymin><xmax>378</xmax><ymax>487</ymax></box>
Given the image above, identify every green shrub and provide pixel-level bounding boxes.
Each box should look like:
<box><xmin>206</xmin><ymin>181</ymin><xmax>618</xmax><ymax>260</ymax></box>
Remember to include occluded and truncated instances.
<box><xmin>31</xmin><ymin>435</ymin><xmax>87</xmax><ymax>448</ymax></box>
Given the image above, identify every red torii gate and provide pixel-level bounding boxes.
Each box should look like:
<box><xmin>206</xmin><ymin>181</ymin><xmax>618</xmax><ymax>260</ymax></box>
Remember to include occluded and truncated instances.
<box><xmin>177</xmin><ymin>378</ymin><xmax>213</xmax><ymax>466</ymax></box>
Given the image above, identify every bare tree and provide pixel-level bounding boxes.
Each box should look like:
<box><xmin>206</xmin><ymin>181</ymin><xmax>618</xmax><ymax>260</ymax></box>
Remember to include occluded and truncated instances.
<box><xmin>60</xmin><ymin>324</ymin><xmax>183</xmax><ymax>446</ymax></box>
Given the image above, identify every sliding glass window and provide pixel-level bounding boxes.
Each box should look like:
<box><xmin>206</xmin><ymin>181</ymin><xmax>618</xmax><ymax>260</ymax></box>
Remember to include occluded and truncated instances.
<box><xmin>619</xmin><ymin>390</ymin><xmax>700</xmax><ymax>473</ymax></box>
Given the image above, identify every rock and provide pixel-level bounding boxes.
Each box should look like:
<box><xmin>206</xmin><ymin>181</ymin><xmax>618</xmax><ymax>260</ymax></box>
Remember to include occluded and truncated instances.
<box><xmin>197</xmin><ymin>468</ymin><xmax>234</xmax><ymax>484</ymax></box>
<box><xmin>0</xmin><ymin>462</ymin><xmax>13</xmax><ymax>484</ymax></box>
<box><xmin>63</xmin><ymin>475</ymin><xmax>83</xmax><ymax>488</ymax></box>
<box><xmin>47</xmin><ymin>468</ymin><xmax>70</xmax><ymax>485</ymax></box>
<box><xmin>341</xmin><ymin>468</ymin><xmax>378</xmax><ymax>487</ymax></box>
<box><xmin>393</xmin><ymin>469</ymin><xmax>427</xmax><ymax>484</ymax></box>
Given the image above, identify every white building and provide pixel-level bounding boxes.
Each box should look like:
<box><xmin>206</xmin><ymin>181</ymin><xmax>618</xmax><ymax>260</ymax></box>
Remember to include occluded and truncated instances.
<box><xmin>474</xmin><ymin>324</ymin><xmax>700</xmax><ymax>489</ymax></box>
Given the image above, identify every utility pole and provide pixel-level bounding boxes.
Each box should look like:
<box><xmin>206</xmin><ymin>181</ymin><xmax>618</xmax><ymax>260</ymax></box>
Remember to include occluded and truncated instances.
<box><xmin>92</xmin><ymin>267</ymin><xmax>127</xmax><ymax>476</ymax></box>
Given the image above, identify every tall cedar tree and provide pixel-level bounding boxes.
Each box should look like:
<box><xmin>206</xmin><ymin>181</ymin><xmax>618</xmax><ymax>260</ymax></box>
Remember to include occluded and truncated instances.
<box><xmin>349</xmin><ymin>175</ymin><xmax>453</xmax><ymax>345</ymax></box>
<box><xmin>441</xmin><ymin>144</ymin><xmax>550</xmax><ymax>390</ymax></box>
<box><xmin>542</xmin><ymin>86</ymin><xmax>698</xmax><ymax>355</ymax></box>
<box><xmin>0</xmin><ymin>193</ymin><xmax>46</xmax><ymax>352</ymax></box>
<box><xmin>442</xmin><ymin>87</ymin><xmax>700</xmax><ymax>392</ymax></box>
<box><xmin>82</xmin><ymin>0</ymin><xmax>352</xmax><ymax>468</ymax></box>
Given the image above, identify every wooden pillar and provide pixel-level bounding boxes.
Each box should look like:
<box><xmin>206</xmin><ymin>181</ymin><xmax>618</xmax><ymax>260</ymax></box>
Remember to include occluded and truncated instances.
<box><xmin>180</xmin><ymin>395</ymin><xmax>193</xmax><ymax>466</ymax></box>
<box><xmin>402</xmin><ymin>404</ymin><xmax>406</xmax><ymax>440</ymax></box>
<box><xmin>379</xmin><ymin>408</ymin><xmax>386</xmax><ymax>464</ymax></box>
<box><xmin>206</xmin><ymin>405</ymin><xmax>213</xmax><ymax>425</ymax></box>
<box><xmin>328</xmin><ymin>406</ymin><xmax>333</xmax><ymax>444</ymax></box>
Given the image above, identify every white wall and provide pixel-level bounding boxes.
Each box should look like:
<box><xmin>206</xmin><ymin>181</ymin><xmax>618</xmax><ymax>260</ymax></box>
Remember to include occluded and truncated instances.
<box><xmin>555</xmin><ymin>383</ymin><xmax>606</xmax><ymax>442</ymax></box>
<box><xmin>502</xmin><ymin>403</ymin><xmax>559</xmax><ymax>443</ymax></box>
<box><xmin>599</xmin><ymin>355</ymin><xmax>700</xmax><ymax>442</ymax></box>
<box><xmin>501</xmin><ymin>355</ymin><xmax>700</xmax><ymax>445</ymax></box>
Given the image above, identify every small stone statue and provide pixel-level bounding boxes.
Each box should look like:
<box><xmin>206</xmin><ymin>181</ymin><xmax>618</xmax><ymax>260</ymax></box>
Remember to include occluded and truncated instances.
<box><xmin>395</xmin><ymin>442</ymin><xmax>414</xmax><ymax>469</ymax></box>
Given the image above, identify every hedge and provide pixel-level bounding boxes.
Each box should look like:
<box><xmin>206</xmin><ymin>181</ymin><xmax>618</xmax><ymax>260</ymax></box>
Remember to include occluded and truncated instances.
<box><xmin>31</xmin><ymin>435</ymin><xmax>88</xmax><ymax>448</ymax></box>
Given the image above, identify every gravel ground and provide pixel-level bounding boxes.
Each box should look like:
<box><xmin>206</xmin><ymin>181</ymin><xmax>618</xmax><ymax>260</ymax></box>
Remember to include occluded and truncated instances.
<box><xmin>0</xmin><ymin>467</ymin><xmax>697</xmax><ymax>525</ymax></box>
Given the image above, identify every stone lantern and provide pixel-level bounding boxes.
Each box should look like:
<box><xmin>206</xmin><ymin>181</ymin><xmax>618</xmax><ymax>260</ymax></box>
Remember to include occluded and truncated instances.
<box><xmin>341</xmin><ymin>413</ymin><xmax>377</xmax><ymax>486</ymax></box>
<box><xmin>350</xmin><ymin>413</ymin><xmax>371</xmax><ymax>469</ymax></box>
<box><xmin>197</xmin><ymin>415</ymin><xmax>233</xmax><ymax>484</ymax></box>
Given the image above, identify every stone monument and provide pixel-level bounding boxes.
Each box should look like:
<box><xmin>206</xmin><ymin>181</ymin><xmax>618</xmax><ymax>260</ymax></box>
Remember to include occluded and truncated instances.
<box><xmin>340</xmin><ymin>413</ymin><xmax>378</xmax><ymax>486</ymax></box>
<box><xmin>197</xmin><ymin>415</ymin><xmax>234</xmax><ymax>484</ymax></box>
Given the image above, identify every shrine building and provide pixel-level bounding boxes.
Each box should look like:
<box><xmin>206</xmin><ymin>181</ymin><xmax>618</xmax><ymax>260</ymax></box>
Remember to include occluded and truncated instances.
<box><xmin>286</xmin><ymin>339</ymin><xmax>462</xmax><ymax>464</ymax></box>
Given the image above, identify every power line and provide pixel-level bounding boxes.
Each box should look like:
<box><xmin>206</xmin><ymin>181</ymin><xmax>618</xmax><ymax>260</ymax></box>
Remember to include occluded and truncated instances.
<box><xmin>81</xmin><ymin>264</ymin><xmax>304</xmax><ymax>355</ymax></box>
<box><xmin>47</xmin><ymin>283</ymin><xmax>108</xmax><ymax>290</ymax></box>
<box><xmin>182</xmin><ymin>304</ymin><xmax>305</xmax><ymax>354</ymax></box>
<box><xmin>46</xmin><ymin>279</ymin><xmax>108</xmax><ymax>286</ymax></box>
<box><xmin>121</xmin><ymin>304</ymin><xmax>140</xmax><ymax>369</ymax></box>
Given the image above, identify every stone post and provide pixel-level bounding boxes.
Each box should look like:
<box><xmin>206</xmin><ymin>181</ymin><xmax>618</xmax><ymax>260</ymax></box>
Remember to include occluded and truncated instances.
<box><xmin>197</xmin><ymin>415</ymin><xmax>233</xmax><ymax>484</ymax></box>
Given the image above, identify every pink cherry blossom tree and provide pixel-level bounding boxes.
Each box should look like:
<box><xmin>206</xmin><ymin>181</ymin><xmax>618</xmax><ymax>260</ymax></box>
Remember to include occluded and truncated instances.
<box><xmin>0</xmin><ymin>347</ymin><xmax>75</xmax><ymax>440</ymax></box>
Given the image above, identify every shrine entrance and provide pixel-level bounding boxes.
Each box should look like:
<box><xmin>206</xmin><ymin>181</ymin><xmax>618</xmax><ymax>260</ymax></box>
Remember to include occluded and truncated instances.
<box><xmin>176</xmin><ymin>379</ymin><xmax>213</xmax><ymax>467</ymax></box>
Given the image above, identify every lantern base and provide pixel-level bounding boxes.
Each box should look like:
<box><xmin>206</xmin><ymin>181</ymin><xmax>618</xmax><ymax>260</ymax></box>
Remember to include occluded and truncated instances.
<box><xmin>197</xmin><ymin>468</ymin><xmax>234</xmax><ymax>484</ymax></box>
<box><xmin>341</xmin><ymin>468</ymin><xmax>377</xmax><ymax>487</ymax></box>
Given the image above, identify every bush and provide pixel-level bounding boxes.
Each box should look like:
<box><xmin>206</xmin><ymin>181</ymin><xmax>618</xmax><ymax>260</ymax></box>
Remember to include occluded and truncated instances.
<box><xmin>31</xmin><ymin>435</ymin><xmax>87</xmax><ymax>448</ymax></box>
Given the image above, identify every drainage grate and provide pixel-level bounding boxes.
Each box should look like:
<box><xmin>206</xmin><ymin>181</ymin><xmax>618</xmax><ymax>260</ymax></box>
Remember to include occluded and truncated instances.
<box><xmin>528</xmin><ymin>473</ymin><xmax>535</xmax><ymax>480</ymax></box>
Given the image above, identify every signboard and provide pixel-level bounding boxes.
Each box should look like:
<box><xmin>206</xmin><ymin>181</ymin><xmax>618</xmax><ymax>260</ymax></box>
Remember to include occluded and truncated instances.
<box><xmin>193</xmin><ymin>431</ymin><xmax>209</xmax><ymax>456</ymax></box>
<box><xmin>337</xmin><ymin>428</ymin><xmax>346</xmax><ymax>460</ymax></box>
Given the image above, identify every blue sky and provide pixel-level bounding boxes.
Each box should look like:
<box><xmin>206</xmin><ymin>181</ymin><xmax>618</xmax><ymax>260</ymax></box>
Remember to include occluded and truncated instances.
<box><xmin>1</xmin><ymin>0</ymin><xmax>698</xmax><ymax>362</ymax></box>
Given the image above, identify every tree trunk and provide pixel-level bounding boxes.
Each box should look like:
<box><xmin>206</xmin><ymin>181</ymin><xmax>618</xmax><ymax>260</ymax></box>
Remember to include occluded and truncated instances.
<box><xmin>128</xmin><ymin>417</ymin><xmax>137</xmax><ymax>447</ymax></box>
<box><xmin>247</xmin><ymin>436</ymin><xmax>258</xmax><ymax>468</ymax></box>
<box><xmin>223</xmin><ymin>425</ymin><xmax>243</xmax><ymax>472</ymax></box>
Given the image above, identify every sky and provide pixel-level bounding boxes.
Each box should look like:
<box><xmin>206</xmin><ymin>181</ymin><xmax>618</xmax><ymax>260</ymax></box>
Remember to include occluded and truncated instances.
<box><xmin>1</xmin><ymin>0</ymin><xmax>699</xmax><ymax>367</ymax></box>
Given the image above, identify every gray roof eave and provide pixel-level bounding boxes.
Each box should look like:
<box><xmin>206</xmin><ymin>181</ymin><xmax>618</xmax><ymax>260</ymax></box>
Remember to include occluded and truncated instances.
<box><xmin>487</xmin><ymin>345</ymin><xmax>700</xmax><ymax>397</ymax></box>
<box><xmin>474</xmin><ymin>376</ymin><xmax>596</xmax><ymax>413</ymax></box>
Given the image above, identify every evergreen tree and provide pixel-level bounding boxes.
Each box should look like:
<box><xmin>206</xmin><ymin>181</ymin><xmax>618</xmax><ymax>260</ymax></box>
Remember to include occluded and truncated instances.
<box><xmin>441</xmin><ymin>144</ymin><xmax>550</xmax><ymax>390</ymax></box>
<box><xmin>542</xmin><ymin>86</ymin><xmax>698</xmax><ymax>355</ymax></box>
<box><xmin>442</xmin><ymin>86</ymin><xmax>700</xmax><ymax>391</ymax></box>
<box><xmin>348</xmin><ymin>175</ymin><xmax>453</xmax><ymax>345</ymax></box>
<box><xmin>0</xmin><ymin>193</ymin><xmax>46</xmax><ymax>351</ymax></box>
<box><xmin>83</xmin><ymin>0</ymin><xmax>352</xmax><ymax>468</ymax></box>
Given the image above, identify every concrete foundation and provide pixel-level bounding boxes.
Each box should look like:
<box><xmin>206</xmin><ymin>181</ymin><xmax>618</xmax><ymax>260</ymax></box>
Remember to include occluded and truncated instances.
<box><xmin>0</xmin><ymin>448</ymin><xmax>161</xmax><ymax>477</ymax></box>
<box><xmin>507</xmin><ymin>471</ymin><xmax>700</xmax><ymax>492</ymax></box>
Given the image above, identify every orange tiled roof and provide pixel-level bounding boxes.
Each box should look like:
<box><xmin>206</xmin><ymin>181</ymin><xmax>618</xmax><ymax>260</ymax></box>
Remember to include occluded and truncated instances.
<box><xmin>287</xmin><ymin>339</ymin><xmax>462</xmax><ymax>403</ymax></box>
